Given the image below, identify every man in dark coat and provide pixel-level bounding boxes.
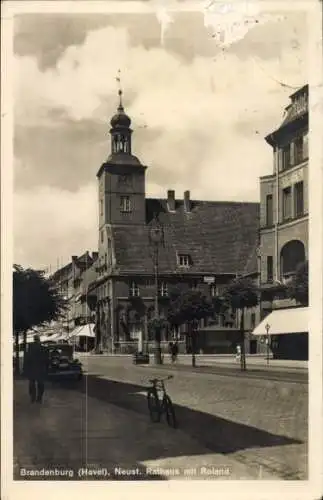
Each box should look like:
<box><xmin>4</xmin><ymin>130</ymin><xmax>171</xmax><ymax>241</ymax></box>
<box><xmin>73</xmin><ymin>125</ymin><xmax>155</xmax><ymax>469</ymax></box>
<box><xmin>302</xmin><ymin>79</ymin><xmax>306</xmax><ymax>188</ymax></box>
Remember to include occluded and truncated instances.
<box><xmin>24</xmin><ymin>334</ymin><xmax>49</xmax><ymax>403</ymax></box>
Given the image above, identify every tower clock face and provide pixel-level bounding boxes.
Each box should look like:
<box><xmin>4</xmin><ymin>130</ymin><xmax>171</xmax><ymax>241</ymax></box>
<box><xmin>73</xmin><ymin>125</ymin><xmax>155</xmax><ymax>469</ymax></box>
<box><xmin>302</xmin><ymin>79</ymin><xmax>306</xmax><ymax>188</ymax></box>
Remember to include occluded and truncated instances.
<box><xmin>118</xmin><ymin>174</ymin><xmax>132</xmax><ymax>186</ymax></box>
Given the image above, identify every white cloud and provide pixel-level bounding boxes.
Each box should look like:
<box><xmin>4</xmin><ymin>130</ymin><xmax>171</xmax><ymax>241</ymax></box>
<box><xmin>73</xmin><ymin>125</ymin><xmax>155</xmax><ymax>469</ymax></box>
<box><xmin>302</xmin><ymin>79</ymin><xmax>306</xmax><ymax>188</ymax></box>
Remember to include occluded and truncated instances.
<box><xmin>14</xmin><ymin>13</ymin><xmax>307</xmax><ymax>267</ymax></box>
<box><xmin>14</xmin><ymin>184</ymin><xmax>97</xmax><ymax>269</ymax></box>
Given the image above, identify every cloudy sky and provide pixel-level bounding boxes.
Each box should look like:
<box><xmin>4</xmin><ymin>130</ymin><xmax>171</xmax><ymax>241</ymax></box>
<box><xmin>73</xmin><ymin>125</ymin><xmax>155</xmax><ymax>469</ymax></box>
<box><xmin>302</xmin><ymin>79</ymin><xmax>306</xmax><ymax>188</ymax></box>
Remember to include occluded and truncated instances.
<box><xmin>13</xmin><ymin>3</ymin><xmax>308</xmax><ymax>271</ymax></box>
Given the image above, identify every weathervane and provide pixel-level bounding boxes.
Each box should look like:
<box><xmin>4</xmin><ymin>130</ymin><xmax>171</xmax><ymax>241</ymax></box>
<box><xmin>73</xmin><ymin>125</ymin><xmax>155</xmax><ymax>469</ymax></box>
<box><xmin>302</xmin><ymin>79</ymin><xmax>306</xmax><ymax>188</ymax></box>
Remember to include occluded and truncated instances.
<box><xmin>115</xmin><ymin>69</ymin><xmax>123</xmax><ymax>109</ymax></box>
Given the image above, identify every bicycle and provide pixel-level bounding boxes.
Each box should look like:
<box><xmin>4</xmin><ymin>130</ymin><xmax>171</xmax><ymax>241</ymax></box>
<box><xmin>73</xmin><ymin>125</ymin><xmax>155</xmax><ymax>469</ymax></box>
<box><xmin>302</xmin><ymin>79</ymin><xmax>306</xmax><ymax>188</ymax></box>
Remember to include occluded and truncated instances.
<box><xmin>147</xmin><ymin>375</ymin><xmax>177</xmax><ymax>428</ymax></box>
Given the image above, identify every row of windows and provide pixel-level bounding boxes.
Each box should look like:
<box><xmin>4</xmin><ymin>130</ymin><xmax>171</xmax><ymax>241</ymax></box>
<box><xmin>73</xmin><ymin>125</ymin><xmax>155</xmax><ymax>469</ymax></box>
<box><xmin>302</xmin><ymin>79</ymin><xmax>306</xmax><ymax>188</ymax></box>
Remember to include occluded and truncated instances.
<box><xmin>265</xmin><ymin>181</ymin><xmax>304</xmax><ymax>226</ymax></box>
<box><xmin>123</xmin><ymin>309</ymin><xmax>256</xmax><ymax>335</ymax></box>
<box><xmin>129</xmin><ymin>282</ymin><xmax>218</xmax><ymax>298</ymax></box>
<box><xmin>280</xmin><ymin>132</ymin><xmax>308</xmax><ymax>171</ymax></box>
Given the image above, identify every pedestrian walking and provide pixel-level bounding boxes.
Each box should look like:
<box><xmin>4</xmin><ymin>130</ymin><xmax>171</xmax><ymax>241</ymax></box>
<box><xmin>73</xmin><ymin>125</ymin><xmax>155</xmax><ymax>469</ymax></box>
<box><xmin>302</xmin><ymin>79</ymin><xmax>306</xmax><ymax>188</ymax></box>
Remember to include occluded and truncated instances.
<box><xmin>235</xmin><ymin>344</ymin><xmax>241</xmax><ymax>362</ymax></box>
<box><xmin>168</xmin><ymin>341</ymin><xmax>174</xmax><ymax>362</ymax></box>
<box><xmin>170</xmin><ymin>341</ymin><xmax>178</xmax><ymax>363</ymax></box>
<box><xmin>24</xmin><ymin>334</ymin><xmax>49</xmax><ymax>403</ymax></box>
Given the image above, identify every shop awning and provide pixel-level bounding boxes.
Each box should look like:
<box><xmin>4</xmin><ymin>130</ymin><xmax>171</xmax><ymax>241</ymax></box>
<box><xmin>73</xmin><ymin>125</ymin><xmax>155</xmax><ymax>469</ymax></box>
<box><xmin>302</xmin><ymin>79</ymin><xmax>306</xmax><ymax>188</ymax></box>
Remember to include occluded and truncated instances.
<box><xmin>252</xmin><ymin>307</ymin><xmax>308</xmax><ymax>336</ymax></box>
<box><xmin>69</xmin><ymin>323</ymin><xmax>95</xmax><ymax>339</ymax></box>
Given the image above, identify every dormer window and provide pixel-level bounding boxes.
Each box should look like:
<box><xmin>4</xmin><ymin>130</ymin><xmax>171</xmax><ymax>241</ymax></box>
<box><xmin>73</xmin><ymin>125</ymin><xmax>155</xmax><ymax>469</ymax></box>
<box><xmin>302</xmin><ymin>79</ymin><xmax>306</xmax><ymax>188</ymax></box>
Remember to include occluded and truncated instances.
<box><xmin>120</xmin><ymin>196</ymin><xmax>132</xmax><ymax>213</ymax></box>
<box><xmin>129</xmin><ymin>282</ymin><xmax>140</xmax><ymax>297</ymax></box>
<box><xmin>177</xmin><ymin>254</ymin><xmax>191</xmax><ymax>267</ymax></box>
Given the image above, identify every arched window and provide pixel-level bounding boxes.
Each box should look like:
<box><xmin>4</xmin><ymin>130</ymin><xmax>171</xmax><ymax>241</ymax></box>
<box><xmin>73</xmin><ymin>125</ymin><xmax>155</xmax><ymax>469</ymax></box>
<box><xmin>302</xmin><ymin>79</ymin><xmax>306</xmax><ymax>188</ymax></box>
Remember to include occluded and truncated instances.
<box><xmin>280</xmin><ymin>240</ymin><xmax>305</xmax><ymax>279</ymax></box>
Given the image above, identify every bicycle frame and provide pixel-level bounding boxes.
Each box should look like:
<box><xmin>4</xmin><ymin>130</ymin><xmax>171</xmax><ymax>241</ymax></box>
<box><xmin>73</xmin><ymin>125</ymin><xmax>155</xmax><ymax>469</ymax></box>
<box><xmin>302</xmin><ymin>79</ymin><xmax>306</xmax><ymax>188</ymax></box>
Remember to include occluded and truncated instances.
<box><xmin>147</xmin><ymin>375</ymin><xmax>177</xmax><ymax>428</ymax></box>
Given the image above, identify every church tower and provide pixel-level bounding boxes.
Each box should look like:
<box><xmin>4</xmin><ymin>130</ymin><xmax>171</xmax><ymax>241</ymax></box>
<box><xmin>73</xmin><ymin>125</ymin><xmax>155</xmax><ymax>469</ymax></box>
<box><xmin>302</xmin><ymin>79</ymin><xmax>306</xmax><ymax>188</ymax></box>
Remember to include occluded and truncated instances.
<box><xmin>97</xmin><ymin>89</ymin><xmax>147</xmax><ymax>269</ymax></box>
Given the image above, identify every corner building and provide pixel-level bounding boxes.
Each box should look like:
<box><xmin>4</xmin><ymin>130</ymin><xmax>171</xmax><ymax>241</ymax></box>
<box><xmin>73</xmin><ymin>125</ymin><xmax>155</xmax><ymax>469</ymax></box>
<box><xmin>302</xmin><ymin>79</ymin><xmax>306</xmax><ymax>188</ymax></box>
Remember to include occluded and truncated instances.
<box><xmin>259</xmin><ymin>85</ymin><xmax>308</xmax><ymax>316</ymax></box>
<box><xmin>90</xmin><ymin>91</ymin><xmax>260</xmax><ymax>354</ymax></box>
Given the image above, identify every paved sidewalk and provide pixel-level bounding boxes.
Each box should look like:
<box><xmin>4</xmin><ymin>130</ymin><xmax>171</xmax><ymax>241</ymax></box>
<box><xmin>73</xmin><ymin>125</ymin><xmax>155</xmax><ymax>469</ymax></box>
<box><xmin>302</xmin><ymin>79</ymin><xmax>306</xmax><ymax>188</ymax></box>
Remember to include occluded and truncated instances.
<box><xmin>80</xmin><ymin>353</ymin><xmax>308</xmax><ymax>371</ymax></box>
<box><xmin>13</xmin><ymin>379</ymin><xmax>280</xmax><ymax>481</ymax></box>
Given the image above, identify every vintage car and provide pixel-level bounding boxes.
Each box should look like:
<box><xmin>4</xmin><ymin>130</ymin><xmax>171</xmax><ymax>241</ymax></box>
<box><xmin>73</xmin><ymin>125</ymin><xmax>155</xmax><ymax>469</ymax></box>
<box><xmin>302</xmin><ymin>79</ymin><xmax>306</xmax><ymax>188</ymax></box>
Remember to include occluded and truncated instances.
<box><xmin>46</xmin><ymin>343</ymin><xmax>83</xmax><ymax>381</ymax></box>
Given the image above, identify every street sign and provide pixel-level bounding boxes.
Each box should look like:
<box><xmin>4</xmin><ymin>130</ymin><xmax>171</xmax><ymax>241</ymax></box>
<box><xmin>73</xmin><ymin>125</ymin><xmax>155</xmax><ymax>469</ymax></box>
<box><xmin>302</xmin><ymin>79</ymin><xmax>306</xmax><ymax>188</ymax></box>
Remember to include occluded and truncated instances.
<box><xmin>204</xmin><ymin>276</ymin><xmax>215</xmax><ymax>284</ymax></box>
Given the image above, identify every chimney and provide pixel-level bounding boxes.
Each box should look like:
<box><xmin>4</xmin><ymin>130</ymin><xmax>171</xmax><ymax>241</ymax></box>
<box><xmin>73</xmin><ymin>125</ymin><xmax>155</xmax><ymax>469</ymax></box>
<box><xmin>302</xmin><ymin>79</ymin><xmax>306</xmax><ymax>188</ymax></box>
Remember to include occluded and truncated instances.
<box><xmin>184</xmin><ymin>190</ymin><xmax>191</xmax><ymax>212</ymax></box>
<box><xmin>167</xmin><ymin>189</ymin><xmax>175</xmax><ymax>212</ymax></box>
<box><xmin>71</xmin><ymin>255</ymin><xmax>78</xmax><ymax>263</ymax></box>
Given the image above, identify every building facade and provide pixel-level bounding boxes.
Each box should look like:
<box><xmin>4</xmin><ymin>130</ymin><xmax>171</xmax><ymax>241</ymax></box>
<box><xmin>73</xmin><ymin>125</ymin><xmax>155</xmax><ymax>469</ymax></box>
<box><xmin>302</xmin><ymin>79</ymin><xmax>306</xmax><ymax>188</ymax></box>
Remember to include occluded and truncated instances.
<box><xmin>52</xmin><ymin>251</ymin><xmax>98</xmax><ymax>332</ymax></box>
<box><xmin>259</xmin><ymin>85</ymin><xmax>308</xmax><ymax>318</ymax></box>
<box><xmin>88</xmin><ymin>90</ymin><xmax>261</xmax><ymax>354</ymax></box>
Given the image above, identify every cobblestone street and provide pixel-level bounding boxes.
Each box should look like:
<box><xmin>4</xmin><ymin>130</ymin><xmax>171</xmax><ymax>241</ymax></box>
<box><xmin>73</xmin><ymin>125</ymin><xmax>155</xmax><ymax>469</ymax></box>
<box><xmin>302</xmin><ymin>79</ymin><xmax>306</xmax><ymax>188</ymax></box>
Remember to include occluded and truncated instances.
<box><xmin>14</xmin><ymin>356</ymin><xmax>307</xmax><ymax>481</ymax></box>
<box><xmin>80</xmin><ymin>356</ymin><xmax>308</xmax><ymax>479</ymax></box>
<box><xmin>14</xmin><ymin>379</ymin><xmax>279</xmax><ymax>481</ymax></box>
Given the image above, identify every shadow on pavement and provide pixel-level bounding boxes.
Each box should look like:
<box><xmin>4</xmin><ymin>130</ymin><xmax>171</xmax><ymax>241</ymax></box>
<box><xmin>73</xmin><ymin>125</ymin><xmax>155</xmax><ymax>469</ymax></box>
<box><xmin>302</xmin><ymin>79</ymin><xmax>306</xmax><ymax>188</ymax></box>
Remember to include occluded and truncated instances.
<box><xmin>14</xmin><ymin>375</ymin><xmax>305</xmax><ymax>481</ymax></box>
<box><xmin>67</xmin><ymin>375</ymin><xmax>303</xmax><ymax>456</ymax></box>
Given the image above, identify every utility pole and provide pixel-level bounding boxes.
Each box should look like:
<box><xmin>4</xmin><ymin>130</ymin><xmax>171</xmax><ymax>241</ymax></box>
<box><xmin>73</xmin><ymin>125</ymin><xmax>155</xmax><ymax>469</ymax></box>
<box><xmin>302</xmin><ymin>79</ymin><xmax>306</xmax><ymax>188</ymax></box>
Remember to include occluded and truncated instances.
<box><xmin>149</xmin><ymin>214</ymin><xmax>164</xmax><ymax>365</ymax></box>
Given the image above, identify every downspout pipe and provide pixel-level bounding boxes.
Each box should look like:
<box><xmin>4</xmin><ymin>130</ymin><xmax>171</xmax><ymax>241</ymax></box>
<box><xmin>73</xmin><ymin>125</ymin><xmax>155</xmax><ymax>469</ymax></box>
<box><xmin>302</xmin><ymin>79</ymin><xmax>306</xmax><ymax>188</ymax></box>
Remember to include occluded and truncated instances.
<box><xmin>274</xmin><ymin>146</ymin><xmax>279</xmax><ymax>282</ymax></box>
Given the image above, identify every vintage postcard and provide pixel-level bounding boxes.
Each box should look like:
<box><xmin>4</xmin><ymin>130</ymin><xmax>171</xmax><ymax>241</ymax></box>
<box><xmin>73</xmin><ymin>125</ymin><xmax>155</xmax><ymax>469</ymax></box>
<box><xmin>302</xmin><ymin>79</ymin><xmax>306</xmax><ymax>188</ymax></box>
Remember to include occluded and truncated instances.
<box><xmin>1</xmin><ymin>1</ymin><xmax>322</xmax><ymax>499</ymax></box>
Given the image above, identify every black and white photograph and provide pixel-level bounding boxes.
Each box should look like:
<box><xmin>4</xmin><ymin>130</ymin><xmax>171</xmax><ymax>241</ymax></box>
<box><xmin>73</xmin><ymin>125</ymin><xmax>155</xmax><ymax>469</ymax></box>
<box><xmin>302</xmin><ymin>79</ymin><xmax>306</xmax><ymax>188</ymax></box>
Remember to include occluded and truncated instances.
<box><xmin>1</xmin><ymin>0</ymin><xmax>323</xmax><ymax>498</ymax></box>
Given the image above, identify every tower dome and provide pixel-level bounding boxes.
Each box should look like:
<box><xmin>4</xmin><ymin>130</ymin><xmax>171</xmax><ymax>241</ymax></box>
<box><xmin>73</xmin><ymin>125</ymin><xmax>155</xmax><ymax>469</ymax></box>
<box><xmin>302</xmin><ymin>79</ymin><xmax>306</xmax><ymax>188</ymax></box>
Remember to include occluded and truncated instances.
<box><xmin>110</xmin><ymin>90</ymin><xmax>131</xmax><ymax>129</ymax></box>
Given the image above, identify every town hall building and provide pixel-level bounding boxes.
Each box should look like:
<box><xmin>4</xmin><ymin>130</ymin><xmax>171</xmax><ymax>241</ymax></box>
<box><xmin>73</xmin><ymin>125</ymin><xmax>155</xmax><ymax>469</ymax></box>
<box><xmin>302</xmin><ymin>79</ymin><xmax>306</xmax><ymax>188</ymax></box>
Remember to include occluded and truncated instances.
<box><xmin>86</xmin><ymin>89</ymin><xmax>260</xmax><ymax>354</ymax></box>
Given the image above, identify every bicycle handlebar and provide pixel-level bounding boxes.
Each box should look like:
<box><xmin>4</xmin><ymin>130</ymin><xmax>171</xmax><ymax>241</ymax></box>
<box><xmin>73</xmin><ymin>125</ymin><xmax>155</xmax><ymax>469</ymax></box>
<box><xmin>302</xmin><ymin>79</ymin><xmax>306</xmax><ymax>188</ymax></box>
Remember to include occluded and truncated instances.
<box><xmin>148</xmin><ymin>375</ymin><xmax>173</xmax><ymax>384</ymax></box>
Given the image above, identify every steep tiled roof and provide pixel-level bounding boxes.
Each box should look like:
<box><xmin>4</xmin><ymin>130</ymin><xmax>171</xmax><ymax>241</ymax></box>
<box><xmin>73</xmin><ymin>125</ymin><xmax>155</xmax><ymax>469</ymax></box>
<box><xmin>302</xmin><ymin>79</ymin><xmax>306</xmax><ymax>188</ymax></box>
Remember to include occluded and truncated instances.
<box><xmin>112</xmin><ymin>199</ymin><xmax>259</xmax><ymax>275</ymax></box>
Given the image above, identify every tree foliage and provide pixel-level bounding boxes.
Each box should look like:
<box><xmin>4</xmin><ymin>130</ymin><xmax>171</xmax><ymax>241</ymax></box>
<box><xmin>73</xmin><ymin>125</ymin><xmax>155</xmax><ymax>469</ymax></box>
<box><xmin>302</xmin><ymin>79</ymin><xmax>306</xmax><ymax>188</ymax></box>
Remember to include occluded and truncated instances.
<box><xmin>223</xmin><ymin>276</ymin><xmax>259</xmax><ymax>371</ymax></box>
<box><xmin>286</xmin><ymin>260</ymin><xmax>308</xmax><ymax>306</ymax></box>
<box><xmin>13</xmin><ymin>264</ymin><xmax>68</xmax><ymax>374</ymax></box>
<box><xmin>13</xmin><ymin>264</ymin><xmax>67</xmax><ymax>334</ymax></box>
<box><xmin>167</xmin><ymin>289</ymin><xmax>214</xmax><ymax>367</ymax></box>
<box><xmin>167</xmin><ymin>289</ymin><xmax>214</xmax><ymax>328</ymax></box>
<box><xmin>224</xmin><ymin>276</ymin><xmax>258</xmax><ymax>311</ymax></box>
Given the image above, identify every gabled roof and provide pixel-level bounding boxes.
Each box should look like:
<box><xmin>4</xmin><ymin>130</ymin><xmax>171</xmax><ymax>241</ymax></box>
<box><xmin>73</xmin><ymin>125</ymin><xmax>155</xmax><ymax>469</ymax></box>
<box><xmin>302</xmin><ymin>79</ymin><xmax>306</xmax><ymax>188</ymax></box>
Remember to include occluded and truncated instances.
<box><xmin>52</xmin><ymin>251</ymin><xmax>97</xmax><ymax>282</ymax></box>
<box><xmin>265</xmin><ymin>84</ymin><xmax>308</xmax><ymax>146</ymax></box>
<box><xmin>51</xmin><ymin>262</ymin><xmax>72</xmax><ymax>281</ymax></box>
<box><xmin>74</xmin><ymin>251</ymin><xmax>94</xmax><ymax>269</ymax></box>
<box><xmin>111</xmin><ymin>199</ymin><xmax>259</xmax><ymax>275</ymax></box>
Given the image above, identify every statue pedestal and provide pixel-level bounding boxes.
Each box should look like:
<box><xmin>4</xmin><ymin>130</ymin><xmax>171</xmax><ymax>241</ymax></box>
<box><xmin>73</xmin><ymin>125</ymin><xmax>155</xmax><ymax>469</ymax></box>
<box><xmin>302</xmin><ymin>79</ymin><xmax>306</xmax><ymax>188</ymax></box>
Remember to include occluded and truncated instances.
<box><xmin>137</xmin><ymin>329</ymin><xmax>143</xmax><ymax>353</ymax></box>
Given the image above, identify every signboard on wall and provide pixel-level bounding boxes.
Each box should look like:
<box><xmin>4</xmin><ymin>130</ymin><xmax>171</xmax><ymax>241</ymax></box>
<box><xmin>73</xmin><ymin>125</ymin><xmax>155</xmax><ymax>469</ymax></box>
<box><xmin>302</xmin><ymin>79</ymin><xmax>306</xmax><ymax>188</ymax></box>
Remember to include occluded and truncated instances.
<box><xmin>204</xmin><ymin>276</ymin><xmax>215</xmax><ymax>284</ymax></box>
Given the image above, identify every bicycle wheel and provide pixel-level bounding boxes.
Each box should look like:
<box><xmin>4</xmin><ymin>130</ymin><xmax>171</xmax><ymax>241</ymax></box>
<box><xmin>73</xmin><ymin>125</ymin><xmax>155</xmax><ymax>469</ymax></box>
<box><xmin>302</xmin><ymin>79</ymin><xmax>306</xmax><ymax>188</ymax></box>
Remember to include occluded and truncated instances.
<box><xmin>147</xmin><ymin>389</ymin><xmax>161</xmax><ymax>423</ymax></box>
<box><xmin>164</xmin><ymin>395</ymin><xmax>177</xmax><ymax>428</ymax></box>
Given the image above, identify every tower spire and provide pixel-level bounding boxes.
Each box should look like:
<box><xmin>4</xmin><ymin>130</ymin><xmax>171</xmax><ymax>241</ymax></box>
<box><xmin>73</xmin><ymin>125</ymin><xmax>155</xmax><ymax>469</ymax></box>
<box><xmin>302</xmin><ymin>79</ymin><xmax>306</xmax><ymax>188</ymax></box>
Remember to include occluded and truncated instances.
<box><xmin>118</xmin><ymin>89</ymin><xmax>123</xmax><ymax>111</ymax></box>
<box><xmin>110</xmin><ymin>69</ymin><xmax>132</xmax><ymax>155</ymax></box>
<box><xmin>116</xmin><ymin>69</ymin><xmax>124</xmax><ymax>111</ymax></box>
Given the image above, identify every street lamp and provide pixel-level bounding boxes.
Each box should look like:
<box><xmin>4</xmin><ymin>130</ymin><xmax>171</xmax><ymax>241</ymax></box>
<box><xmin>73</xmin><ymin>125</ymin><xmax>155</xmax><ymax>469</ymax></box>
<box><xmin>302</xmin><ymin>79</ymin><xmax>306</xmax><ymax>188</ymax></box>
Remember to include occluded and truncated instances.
<box><xmin>265</xmin><ymin>323</ymin><xmax>270</xmax><ymax>365</ymax></box>
<box><xmin>149</xmin><ymin>215</ymin><xmax>164</xmax><ymax>365</ymax></box>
